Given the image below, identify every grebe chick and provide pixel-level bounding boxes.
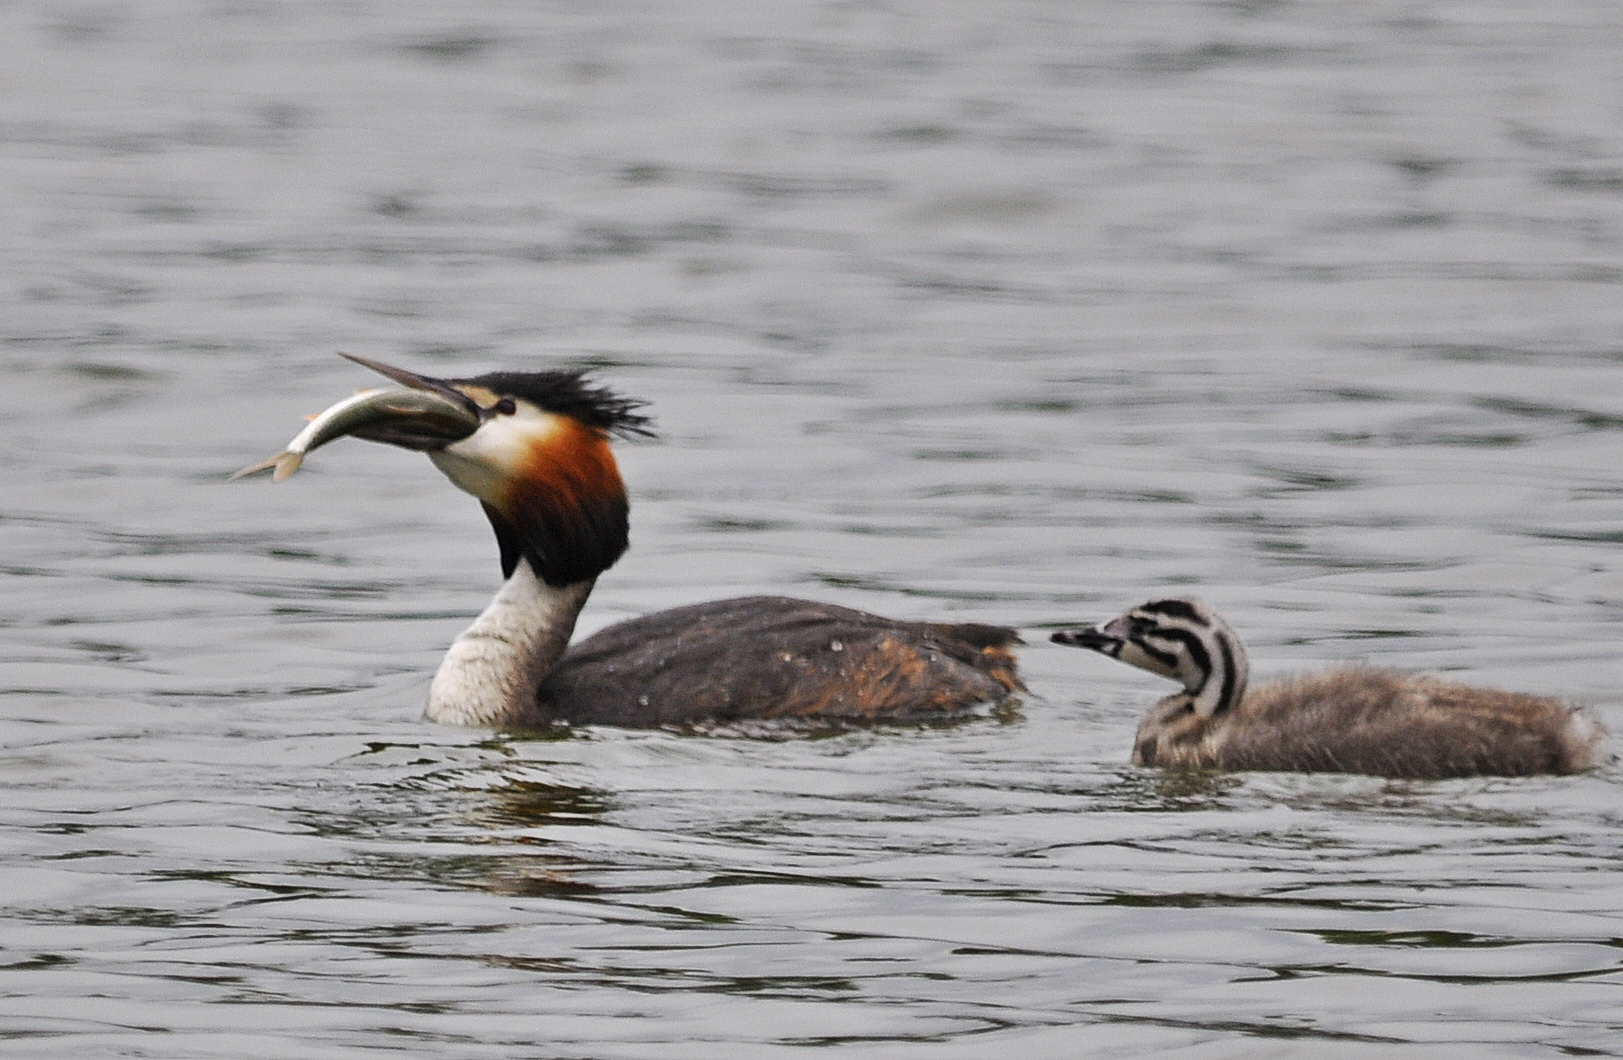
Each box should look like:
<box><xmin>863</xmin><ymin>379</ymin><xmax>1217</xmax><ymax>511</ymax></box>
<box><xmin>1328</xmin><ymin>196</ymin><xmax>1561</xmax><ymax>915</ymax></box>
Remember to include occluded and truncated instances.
<box><xmin>1051</xmin><ymin>598</ymin><xmax>1605</xmax><ymax>779</ymax></box>
<box><xmin>239</xmin><ymin>356</ymin><xmax>1022</xmax><ymax>728</ymax></box>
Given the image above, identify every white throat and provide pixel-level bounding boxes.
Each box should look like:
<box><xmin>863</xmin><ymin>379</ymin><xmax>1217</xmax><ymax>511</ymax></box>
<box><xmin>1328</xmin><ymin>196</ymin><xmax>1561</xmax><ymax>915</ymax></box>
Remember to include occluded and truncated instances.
<box><xmin>424</xmin><ymin>563</ymin><xmax>592</xmax><ymax>727</ymax></box>
<box><xmin>427</xmin><ymin>406</ymin><xmax>569</xmax><ymax>503</ymax></box>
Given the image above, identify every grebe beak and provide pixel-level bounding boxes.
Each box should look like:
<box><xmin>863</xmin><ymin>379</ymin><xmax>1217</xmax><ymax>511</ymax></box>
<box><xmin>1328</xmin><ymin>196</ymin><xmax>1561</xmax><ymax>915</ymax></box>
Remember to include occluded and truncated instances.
<box><xmin>339</xmin><ymin>353</ymin><xmax>483</xmax><ymax>420</ymax></box>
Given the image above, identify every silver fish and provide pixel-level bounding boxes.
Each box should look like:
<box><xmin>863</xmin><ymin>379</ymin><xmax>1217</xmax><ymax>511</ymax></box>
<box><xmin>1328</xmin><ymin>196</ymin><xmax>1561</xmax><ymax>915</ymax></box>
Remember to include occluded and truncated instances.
<box><xmin>231</xmin><ymin>386</ymin><xmax>480</xmax><ymax>482</ymax></box>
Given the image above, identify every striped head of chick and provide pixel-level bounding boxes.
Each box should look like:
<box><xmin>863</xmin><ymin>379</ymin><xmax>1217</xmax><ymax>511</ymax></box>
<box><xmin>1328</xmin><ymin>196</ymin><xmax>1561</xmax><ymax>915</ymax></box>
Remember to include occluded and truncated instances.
<box><xmin>1052</xmin><ymin>597</ymin><xmax>1250</xmax><ymax>761</ymax></box>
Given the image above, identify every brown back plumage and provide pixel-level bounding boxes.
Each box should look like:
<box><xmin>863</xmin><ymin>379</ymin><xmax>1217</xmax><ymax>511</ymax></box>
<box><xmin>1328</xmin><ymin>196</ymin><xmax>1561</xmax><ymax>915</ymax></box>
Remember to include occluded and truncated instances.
<box><xmin>537</xmin><ymin>596</ymin><xmax>1023</xmax><ymax>727</ymax></box>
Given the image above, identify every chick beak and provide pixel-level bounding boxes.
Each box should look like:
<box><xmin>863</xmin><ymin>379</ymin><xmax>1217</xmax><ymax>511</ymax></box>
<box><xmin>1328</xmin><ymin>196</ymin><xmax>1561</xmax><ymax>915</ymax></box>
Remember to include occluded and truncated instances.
<box><xmin>1049</xmin><ymin>623</ymin><xmax>1126</xmax><ymax>656</ymax></box>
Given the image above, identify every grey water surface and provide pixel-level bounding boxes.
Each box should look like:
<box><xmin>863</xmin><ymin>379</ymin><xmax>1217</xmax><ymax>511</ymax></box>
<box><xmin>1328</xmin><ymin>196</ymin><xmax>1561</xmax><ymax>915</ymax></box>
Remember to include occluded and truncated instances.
<box><xmin>6</xmin><ymin>1</ymin><xmax>1623</xmax><ymax>1056</ymax></box>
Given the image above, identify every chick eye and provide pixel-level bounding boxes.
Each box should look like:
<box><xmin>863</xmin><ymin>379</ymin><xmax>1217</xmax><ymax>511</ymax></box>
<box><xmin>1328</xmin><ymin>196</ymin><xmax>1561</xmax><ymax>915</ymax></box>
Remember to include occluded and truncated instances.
<box><xmin>491</xmin><ymin>398</ymin><xmax>517</xmax><ymax>416</ymax></box>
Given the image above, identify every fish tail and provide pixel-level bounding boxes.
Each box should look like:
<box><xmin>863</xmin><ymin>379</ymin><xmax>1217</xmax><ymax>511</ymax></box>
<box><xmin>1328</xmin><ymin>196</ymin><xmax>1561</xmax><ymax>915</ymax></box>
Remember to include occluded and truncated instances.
<box><xmin>271</xmin><ymin>453</ymin><xmax>305</xmax><ymax>482</ymax></box>
<box><xmin>229</xmin><ymin>455</ymin><xmax>283</xmax><ymax>480</ymax></box>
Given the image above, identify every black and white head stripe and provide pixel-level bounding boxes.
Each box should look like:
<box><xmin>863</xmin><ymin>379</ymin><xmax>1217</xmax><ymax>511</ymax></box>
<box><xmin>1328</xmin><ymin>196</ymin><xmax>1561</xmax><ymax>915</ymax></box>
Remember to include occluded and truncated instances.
<box><xmin>1052</xmin><ymin>597</ymin><xmax>1250</xmax><ymax>717</ymax></box>
<box><xmin>1136</xmin><ymin>599</ymin><xmax>1204</xmax><ymax>622</ymax></box>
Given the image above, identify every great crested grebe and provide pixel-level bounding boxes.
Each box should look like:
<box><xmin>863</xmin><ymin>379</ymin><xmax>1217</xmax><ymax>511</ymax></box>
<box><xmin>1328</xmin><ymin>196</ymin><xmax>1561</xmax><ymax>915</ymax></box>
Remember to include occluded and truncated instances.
<box><xmin>1052</xmin><ymin>597</ymin><xmax>1606</xmax><ymax>778</ymax></box>
<box><xmin>237</xmin><ymin>356</ymin><xmax>1022</xmax><ymax>728</ymax></box>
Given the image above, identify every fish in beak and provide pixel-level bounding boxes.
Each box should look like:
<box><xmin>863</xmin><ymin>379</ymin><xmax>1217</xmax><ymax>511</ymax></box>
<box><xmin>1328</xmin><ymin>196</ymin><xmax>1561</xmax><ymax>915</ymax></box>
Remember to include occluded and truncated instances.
<box><xmin>231</xmin><ymin>357</ymin><xmax>482</xmax><ymax>481</ymax></box>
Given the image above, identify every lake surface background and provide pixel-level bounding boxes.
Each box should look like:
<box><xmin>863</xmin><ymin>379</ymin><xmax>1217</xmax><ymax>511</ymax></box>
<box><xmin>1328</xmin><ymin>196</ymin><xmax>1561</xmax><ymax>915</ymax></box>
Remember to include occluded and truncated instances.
<box><xmin>5</xmin><ymin>1</ymin><xmax>1623</xmax><ymax>1056</ymax></box>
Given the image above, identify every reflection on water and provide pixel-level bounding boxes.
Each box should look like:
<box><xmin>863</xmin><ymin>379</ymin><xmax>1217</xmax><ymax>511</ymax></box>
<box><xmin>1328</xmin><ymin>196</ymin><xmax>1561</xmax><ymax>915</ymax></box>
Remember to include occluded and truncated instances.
<box><xmin>5</xmin><ymin>0</ymin><xmax>1623</xmax><ymax>1056</ymax></box>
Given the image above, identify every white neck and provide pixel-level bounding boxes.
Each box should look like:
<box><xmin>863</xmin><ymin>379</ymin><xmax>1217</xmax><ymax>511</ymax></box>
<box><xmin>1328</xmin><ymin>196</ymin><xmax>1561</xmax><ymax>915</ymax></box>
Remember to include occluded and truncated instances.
<box><xmin>424</xmin><ymin>563</ymin><xmax>593</xmax><ymax>727</ymax></box>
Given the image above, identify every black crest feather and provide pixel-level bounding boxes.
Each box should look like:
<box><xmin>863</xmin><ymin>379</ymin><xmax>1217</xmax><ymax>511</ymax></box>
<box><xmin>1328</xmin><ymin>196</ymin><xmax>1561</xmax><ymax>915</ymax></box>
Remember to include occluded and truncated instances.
<box><xmin>457</xmin><ymin>369</ymin><xmax>656</xmax><ymax>439</ymax></box>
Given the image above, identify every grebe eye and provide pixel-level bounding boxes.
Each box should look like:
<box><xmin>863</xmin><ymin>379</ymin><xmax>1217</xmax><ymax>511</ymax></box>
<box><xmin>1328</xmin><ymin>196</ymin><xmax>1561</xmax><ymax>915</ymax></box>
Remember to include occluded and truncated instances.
<box><xmin>492</xmin><ymin>398</ymin><xmax>516</xmax><ymax>416</ymax></box>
